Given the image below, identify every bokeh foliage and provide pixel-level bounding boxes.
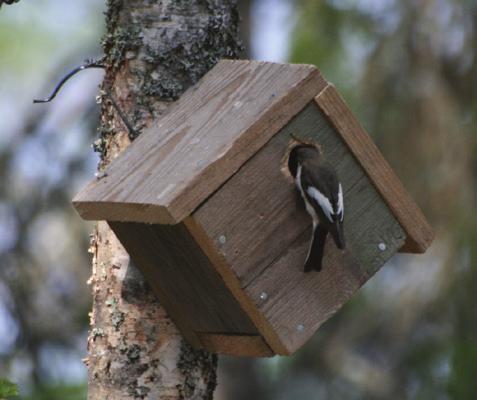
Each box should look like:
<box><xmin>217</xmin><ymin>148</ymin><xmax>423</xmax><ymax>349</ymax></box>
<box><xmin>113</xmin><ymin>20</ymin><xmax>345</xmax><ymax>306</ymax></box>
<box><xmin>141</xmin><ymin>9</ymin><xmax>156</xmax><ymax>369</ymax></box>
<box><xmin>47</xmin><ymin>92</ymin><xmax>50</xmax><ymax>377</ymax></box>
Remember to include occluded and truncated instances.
<box><xmin>281</xmin><ymin>0</ymin><xmax>476</xmax><ymax>399</ymax></box>
<box><xmin>0</xmin><ymin>1</ymin><xmax>103</xmax><ymax>397</ymax></box>
<box><xmin>0</xmin><ymin>378</ymin><xmax>18</xmax><ymax>399</ymax></box>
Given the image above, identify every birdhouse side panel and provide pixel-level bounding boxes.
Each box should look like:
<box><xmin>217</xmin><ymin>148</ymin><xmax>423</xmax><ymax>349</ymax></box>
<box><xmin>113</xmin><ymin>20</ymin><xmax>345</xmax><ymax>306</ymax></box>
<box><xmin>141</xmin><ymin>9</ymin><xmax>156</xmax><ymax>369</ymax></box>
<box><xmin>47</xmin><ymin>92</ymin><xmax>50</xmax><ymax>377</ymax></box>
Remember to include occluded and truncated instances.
<box><xmin>315</xmin><ymin>84</ymin><xmax>434</xmax><ymax>253</ymax></box>
<box><xmin>108</xmin><ymin>221</ymin><xmax>269</xmax><ymax>355</ymax></box>
<box><xmin>192</xmin><ymin>102</ymin><xmax>406</xmax><ymax>354</ymax></box>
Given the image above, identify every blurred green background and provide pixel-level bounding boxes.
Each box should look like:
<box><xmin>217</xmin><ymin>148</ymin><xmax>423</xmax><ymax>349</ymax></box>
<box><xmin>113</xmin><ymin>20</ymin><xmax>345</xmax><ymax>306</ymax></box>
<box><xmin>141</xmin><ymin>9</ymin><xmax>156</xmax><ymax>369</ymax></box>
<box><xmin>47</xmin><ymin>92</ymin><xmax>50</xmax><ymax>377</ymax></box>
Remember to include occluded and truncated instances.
<box><xmin>0</xmin><ymin>0</ymin><xmax>476</xmax><ymax>399</ymax></box>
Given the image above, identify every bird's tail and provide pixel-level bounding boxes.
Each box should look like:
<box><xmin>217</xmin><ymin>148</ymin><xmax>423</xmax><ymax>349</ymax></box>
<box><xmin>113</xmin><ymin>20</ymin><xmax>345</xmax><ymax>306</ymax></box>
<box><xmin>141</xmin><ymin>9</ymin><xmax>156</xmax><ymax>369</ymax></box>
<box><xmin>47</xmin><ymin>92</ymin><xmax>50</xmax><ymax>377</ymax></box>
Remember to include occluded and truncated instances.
<box><xmin>329</xmin><ymin>220</ymin><xmax>345</xmax><ymax>250</ymax></box>
<box><xmin>304</xmin><ymin>224</ymin><xmax>328</xmax><ymax>272</ymax></box>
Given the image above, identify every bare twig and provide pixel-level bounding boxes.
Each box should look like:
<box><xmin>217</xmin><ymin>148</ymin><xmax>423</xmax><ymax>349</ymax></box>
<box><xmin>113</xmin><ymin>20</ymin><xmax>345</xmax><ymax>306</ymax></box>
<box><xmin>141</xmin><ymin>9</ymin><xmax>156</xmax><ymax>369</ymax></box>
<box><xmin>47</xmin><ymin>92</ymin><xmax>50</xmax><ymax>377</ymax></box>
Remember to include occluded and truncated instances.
<box><xmin>33</xmin><ymin>59</ymin><xmax>139</xmax><ymax>138</ymax></box>
<box><xmin>103</xmin><ymin>92</ymin><xmax>139</xmax><ymax>139</ymax></box>
<box><xmin>33</xmin><ymin>59</ymin><xmax>105</xmax><ymax>104</ymax></box>
<box><xmin>290</xmin><ymin>132</ymin><xmax>306</xmax><ymax>144</ymax></box>
<box><xmin>290</xmin><ymin>132</ymin><xmax>323</xmax><ymax>153</ymax></box>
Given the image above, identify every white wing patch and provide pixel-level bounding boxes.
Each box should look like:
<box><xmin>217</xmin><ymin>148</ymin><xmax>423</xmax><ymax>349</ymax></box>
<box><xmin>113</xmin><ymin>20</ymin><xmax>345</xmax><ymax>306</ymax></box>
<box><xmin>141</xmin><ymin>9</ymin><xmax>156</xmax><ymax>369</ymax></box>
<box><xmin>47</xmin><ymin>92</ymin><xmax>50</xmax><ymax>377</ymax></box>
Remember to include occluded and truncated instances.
<box><xmin>307</xmin><ymin>186</ymin><xmax>334</xmax><ymax>222</ymax></box>
<box><xmin>296</xmin><ymin>165</ymin><xmax>318</xmax><ymax>226</ymax></box>
<box><xmin>338</xmin><ymin>183</ymin><xmax>344</xmax><ymax>221</ymax></box>
<box><xmin>295</xmin><ymin>165</ymin><xmax>303</xmax><ymax>192</ymax></box>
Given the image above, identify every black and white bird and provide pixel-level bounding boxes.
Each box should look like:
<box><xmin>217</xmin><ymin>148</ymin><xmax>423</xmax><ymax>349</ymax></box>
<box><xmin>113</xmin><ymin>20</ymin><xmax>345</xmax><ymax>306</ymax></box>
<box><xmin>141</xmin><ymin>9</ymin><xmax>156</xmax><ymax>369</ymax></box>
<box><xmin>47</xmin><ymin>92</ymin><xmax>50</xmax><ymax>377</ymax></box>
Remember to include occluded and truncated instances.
<box><xmin>288</xmin><ymin>141</ymin><xmax>345</xmax><ymax>272</ymax></box>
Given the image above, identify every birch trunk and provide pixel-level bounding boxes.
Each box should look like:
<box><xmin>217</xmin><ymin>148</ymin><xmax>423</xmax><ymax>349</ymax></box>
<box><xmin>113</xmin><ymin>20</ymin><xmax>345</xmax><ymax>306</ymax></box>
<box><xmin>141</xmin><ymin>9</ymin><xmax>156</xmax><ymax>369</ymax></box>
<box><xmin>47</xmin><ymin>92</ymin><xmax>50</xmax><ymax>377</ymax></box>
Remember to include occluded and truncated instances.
<box><xmin>86</xmin><ymin>1</ymin><xmax>241</xmax><ymax>399</ymax></box>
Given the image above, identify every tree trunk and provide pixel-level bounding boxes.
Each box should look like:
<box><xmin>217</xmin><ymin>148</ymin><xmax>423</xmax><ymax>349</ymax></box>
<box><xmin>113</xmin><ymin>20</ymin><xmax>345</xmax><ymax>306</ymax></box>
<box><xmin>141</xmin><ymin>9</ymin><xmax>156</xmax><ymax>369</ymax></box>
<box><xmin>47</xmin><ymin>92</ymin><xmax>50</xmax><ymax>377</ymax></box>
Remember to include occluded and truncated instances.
<box><xmin>86</xmin><ymin>1</ymin><xmax>241</xmax><ymax>399</ymax></box>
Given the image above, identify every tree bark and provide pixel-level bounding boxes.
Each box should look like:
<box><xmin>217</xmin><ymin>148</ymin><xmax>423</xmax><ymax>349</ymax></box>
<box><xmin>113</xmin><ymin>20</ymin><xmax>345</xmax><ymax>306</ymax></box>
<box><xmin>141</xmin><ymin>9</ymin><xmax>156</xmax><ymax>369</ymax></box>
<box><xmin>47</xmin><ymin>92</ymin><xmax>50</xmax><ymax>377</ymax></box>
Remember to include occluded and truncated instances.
<box><xmin>86</xmin><ymin>1</ymin><xmax>241</xmax><ymax>399</ymax></box>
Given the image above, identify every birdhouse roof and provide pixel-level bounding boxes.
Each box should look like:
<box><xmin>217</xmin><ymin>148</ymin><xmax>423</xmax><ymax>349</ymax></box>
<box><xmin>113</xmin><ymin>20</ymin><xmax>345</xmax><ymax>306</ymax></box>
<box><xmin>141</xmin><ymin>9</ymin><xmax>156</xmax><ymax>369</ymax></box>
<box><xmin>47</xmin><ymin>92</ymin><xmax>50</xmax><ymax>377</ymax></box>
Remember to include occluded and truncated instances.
<box><xmin>73</xmin><ymin>60</ymin><xmax>327</xmax><ymax>224</ymax></box>
<box><xmin>74</xmin><ymin>60</ymin><xmax>433</xmax><ymax>254</ymax></box>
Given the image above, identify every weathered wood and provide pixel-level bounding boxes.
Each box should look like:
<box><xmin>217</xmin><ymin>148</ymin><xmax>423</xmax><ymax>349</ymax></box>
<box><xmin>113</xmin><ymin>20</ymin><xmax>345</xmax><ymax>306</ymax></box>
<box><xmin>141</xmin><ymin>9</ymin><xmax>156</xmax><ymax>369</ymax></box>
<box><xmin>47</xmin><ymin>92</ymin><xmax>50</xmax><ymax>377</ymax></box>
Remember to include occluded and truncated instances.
<box><xmin>244</xmin><ymin>196</ymin><xmax>405</xmax><ymax>354</ymax></box>
<box><xmin>193</xmin><ymin>102</ymin><xmax>406</xmax><ymax>354</ymax></box>
<box><xmin>73</xmin><ymin>59</ymin><xmax>433</xmax><ymax>358</ymax></box>
<box><xmin>314</xmin><ymin>84</ymin><xmax>434</xmax><ymax>253</ymax></box>
<box><xmin>74</xmin><ymin>60</ymin><xmax>327</xmax><ymax>224</ymax></box>
<box><xmin>196</xmin><ymin>333</ymin><xmax>273</xmax><ymax>357</ymax></box>
<box><xmin>192</xmin><ymin>103</ymin><xmax>402</xmax><ymax>285</ymax></box>
<box><xmin>108</xmin><ymin>221</ymin><xmax>260</xmax><ymax>353</ymax></box>
<box><xmin>184</xmin><ymin>216</ymin><xmax>289</xmax><ymax>355</ymax></box>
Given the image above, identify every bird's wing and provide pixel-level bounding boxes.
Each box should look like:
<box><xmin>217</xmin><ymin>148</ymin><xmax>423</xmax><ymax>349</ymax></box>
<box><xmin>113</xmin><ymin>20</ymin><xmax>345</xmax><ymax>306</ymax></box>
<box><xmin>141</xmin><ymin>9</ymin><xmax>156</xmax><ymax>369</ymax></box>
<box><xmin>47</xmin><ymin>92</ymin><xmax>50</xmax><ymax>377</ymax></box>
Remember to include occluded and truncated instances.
<box><xmin>307</xmin><ymin>186</ymin><xmax>334</xmax><ymax>222</ymax></box>
<box><xmin>337</xmin><ymin>182</ymin><xmax>344</xmax><ymax>221</ymax></box>
<box><xmin>300</xmin><ymin>159</ymin><xmax>342</xmax><ymax>223</ymax></box>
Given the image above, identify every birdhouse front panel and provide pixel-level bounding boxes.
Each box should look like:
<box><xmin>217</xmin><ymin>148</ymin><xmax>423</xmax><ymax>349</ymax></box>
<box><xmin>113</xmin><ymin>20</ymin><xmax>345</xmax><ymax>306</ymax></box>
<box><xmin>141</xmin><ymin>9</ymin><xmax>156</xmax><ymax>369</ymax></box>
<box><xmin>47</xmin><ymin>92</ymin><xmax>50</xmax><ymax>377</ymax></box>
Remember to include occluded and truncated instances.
<box><xmin>73</xmin><ymin>60</ymin><xmax>433</xmax><ymax>357</ymax></box>
<box><xmin>189</xmin><ymin>102</ymin><xmax>407</xmax><ymax>355</ymax></box>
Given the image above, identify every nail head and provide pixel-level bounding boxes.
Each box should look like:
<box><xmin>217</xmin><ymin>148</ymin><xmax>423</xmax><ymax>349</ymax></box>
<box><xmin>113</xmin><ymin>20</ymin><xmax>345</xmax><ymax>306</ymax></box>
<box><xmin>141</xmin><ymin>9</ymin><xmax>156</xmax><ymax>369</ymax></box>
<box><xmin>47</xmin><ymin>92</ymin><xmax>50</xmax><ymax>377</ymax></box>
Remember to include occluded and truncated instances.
<box><xmin>95</xmin><ymin>171</ymin><xmax>108</xmax><ymax>180</ymax></box>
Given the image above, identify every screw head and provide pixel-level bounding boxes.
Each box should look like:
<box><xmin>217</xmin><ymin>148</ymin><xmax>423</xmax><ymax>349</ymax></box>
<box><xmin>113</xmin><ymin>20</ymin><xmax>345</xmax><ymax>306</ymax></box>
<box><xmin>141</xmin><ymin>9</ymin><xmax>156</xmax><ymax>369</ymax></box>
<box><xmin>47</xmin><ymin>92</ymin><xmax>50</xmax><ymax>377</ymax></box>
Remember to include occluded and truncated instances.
<box><xmin>378</xmin><ymin>242</ymin><xmax>387</xmax><ymax>251</ymax></box>
<box><xmin>218</xmin><ymin>235</ymin><xmax>226</xmax><ymax>245</ymax></box>
<box><xmin>259</xmin><ymin>292</ymin><xmax>268</xmax><ymax>301</ymax></box>
<box><xmin>94</xmin><ymin>171</ymin><xmax>108</xmax><ymax>180</ymax></box>
<box><xmin>297</xmin><ymin>324</ymin><xmax>305</xmax><ymax>332</ymax></box>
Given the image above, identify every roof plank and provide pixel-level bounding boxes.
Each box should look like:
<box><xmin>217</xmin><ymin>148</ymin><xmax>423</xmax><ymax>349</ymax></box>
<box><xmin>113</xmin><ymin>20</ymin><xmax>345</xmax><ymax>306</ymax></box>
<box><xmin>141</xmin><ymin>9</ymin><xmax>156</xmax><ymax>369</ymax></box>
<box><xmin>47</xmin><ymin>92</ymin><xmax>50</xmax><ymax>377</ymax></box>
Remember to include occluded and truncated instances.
<box><xmin>314</xmin><ymin>84</ymin><xmax>434</xmax><ymax>253</ymax></box>
<box><xmin>73</xmin><ymin>60</ymin><xmax>326</xmax><ymax>224</ymax></box>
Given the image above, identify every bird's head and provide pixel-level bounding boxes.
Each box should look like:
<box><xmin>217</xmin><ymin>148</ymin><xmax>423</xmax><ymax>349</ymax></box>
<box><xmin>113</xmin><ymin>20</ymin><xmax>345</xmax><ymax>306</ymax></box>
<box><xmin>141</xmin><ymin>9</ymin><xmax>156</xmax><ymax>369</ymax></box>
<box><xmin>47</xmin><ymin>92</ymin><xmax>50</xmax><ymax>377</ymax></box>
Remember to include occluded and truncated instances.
<box><xmin>287</xmin><ymin>134</ymin><xmax>322</xmax><ymax>178</ymax></box>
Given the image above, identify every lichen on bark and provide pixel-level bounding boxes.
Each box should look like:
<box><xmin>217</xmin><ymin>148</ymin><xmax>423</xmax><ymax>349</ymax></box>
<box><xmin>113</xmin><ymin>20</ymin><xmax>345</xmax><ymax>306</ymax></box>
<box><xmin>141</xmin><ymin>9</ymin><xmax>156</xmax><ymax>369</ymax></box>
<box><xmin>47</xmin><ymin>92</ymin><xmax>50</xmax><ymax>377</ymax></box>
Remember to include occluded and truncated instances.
<box><xmin>87</xmin><ymin>1</ymin><xmax>241</xmax><ymax>399</ymax></box>
<box><xmin>95</xmin><ymin>0</ymin><xmax>242</xmax><ymax>156</ymax></box>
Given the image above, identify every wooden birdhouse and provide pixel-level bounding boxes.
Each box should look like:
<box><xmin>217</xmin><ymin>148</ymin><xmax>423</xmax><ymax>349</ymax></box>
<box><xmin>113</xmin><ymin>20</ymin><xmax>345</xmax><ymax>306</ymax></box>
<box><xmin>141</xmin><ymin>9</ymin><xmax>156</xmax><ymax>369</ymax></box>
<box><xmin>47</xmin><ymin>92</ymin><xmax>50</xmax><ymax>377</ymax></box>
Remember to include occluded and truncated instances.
<box><xmin>73</xmin><ymin>60</ymin><xmax>433</xmax><ymax>357</ymax></box>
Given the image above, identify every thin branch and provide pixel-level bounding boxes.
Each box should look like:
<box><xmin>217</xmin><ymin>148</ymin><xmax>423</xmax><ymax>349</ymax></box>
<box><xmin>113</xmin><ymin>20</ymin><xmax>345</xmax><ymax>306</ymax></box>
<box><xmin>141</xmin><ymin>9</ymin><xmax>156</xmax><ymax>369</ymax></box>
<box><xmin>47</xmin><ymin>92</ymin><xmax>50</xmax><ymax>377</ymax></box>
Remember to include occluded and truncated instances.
<box><xmin>33</xmin><ymin>58</ymin><xmax>139</xmax><ymax>138</ymax></box>
<box><xmin>103</xmin><ymin>92</ymin><xmax>139</xmax><ymax>139</ymax></box>
<box><xmin>33</xmin><ymin>60</ymin><xmax>105</xmax><ymax>104</ymax></box>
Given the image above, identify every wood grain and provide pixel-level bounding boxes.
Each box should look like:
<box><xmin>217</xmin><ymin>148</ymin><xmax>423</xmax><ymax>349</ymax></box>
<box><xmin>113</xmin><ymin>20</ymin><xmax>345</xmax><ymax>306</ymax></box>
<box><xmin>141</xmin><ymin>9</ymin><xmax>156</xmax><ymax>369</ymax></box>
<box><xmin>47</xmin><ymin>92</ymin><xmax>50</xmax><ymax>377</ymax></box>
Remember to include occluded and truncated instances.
<box><xmin>184</xmin><ymin>216</ymin><xmax>288</xmax><ymax>355</ymax></box>
<box><xmin>244</xmin><ymin>194</ymin><xmax>405</xmax><ymax>354</ymax></box>
<box><xmin>108</xmin><ymin>221</ymin><xmax>260</xmax><ymax>350</ymax></box>
<box><xmin>75</xmin><ymin>65</ymin><xmax>432</xmax><ymax>356</ymax></box>
<box><xmin>73</xmin><ymin>60</ymin><xmax>327</xmax><ymax>224</ymax></box>
<box><xmin>196</xmin><ymin>333</ymin><xmax>274</xmax><ymax>357</ymax></box>
<box><xmin>314</xmin><ymin>84</ymin><xmax>434</xmax><ymax>253</ymax></box>
<box><xmin>192</xmin><ymin>103</ymin><xmax>402</xmax><ymax>285</ymax></box>
<box><xmin>193</xmin><ymin>102</ymin><xmax>406</xmax><ymax>354</ymax></box>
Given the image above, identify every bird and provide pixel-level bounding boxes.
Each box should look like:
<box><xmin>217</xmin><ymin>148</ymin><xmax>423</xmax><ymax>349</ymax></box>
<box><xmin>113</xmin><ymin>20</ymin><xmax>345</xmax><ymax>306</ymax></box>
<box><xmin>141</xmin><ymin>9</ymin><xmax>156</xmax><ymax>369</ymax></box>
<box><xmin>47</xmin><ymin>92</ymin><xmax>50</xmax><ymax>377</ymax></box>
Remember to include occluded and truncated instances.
<box><xmin>288</xmin><ymin>139</ymin><xmax>345</xmax><ymax>272</ymax></box>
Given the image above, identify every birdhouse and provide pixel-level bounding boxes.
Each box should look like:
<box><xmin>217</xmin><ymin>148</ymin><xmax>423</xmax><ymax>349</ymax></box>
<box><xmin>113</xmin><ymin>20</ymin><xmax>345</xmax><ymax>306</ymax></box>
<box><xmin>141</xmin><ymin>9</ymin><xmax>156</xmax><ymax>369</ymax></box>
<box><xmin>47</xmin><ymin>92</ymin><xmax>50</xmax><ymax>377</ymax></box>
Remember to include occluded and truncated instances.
<box><xmin>73</xmin><ymin>60</ymin><xmax>433</xmax><ymax>357</ymax></box>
